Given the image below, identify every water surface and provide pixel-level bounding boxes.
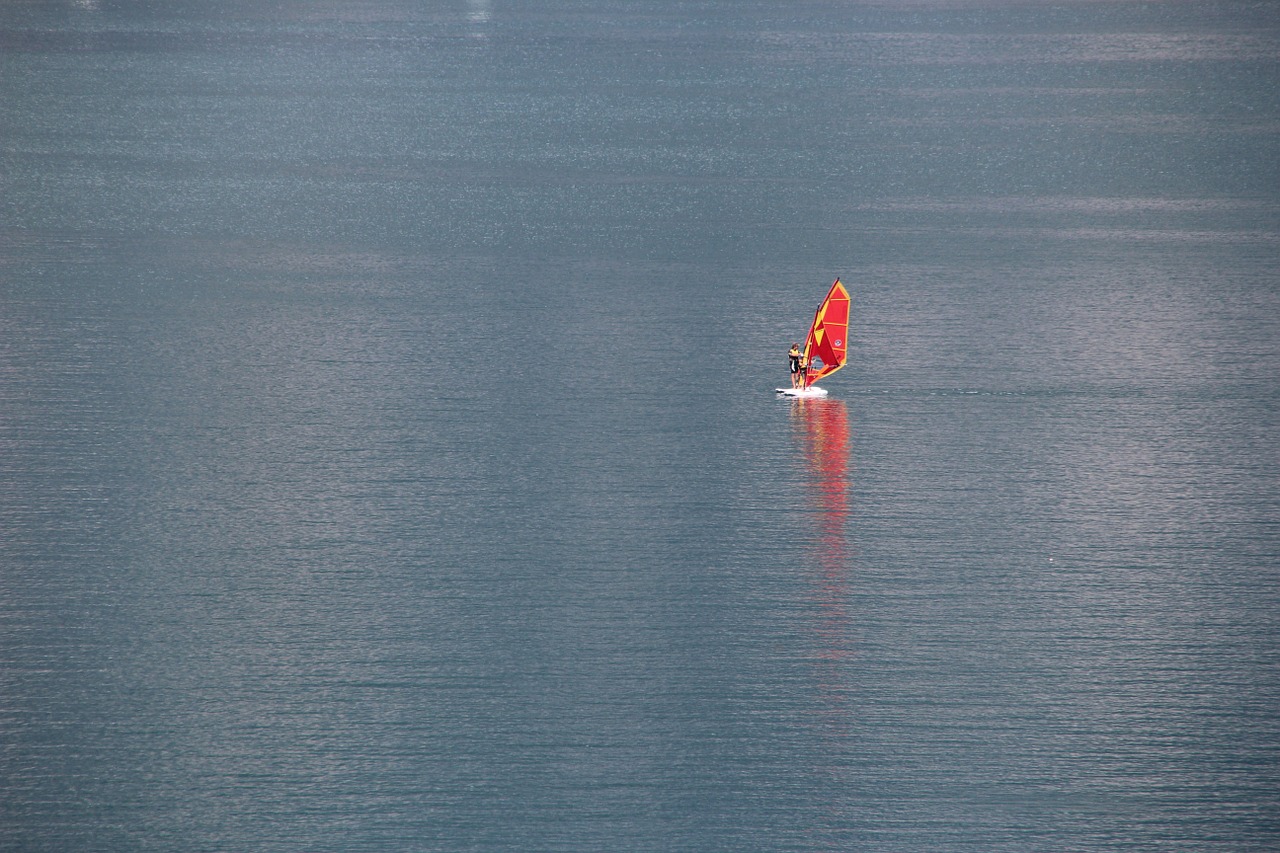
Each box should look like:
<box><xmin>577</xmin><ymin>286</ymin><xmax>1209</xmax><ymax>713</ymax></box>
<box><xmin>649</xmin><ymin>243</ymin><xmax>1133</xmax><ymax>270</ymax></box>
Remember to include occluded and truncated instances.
<box><xmin>2</xmin><ymin>1</ymin><xmax>1278</xmax><ymax>850</ymax></box>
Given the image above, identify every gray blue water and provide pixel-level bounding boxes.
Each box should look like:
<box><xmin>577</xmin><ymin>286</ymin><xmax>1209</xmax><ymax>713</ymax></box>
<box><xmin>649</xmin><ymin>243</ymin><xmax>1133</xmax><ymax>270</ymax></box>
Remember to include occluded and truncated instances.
<box><xmin>2</xmin><ymin>1</ymin><xmax>1278</xmax><ymax>850</ymax></box>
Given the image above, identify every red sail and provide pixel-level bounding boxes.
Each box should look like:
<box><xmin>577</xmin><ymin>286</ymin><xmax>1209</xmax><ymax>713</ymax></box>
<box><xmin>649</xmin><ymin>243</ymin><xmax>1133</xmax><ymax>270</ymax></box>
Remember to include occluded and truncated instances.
<box><xmin>802</xmin><ymin>279</ymin><xmax>851</xmax><ymax>388</ymax></box>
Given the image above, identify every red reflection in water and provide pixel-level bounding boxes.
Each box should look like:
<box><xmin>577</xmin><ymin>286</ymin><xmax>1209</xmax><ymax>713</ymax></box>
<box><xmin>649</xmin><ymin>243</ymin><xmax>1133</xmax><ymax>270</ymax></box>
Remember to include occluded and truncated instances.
<box><xmin>789</xmin><ymin>396</ymin><xmax>856</xmax><ymax>773</ymax></box>
<box><xmin>791</xmin><ymin>398</ymin><xmax>854</xmax><ymax>661</ymax></box>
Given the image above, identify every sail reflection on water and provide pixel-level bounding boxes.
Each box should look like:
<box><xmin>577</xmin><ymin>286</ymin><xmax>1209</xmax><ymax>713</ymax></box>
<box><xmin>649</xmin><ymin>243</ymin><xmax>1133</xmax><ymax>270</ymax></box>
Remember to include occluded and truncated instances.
<box><xmin>790</xmin><ymin>397</ymin><xmax>855</xmax><ymax>665</ymax></box>
<box><xmin>785</xmin><ymin>398</ymin><xmax>868</xmax><ymax>853</ymax></box>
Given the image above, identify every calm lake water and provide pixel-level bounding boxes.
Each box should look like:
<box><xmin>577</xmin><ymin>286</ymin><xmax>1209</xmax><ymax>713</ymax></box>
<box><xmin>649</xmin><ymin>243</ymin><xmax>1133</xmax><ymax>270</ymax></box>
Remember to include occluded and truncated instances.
<box><xmin>2</xmin><ymin>1</ymin><xmax>1278</xmax><ymax>850</ymax></box>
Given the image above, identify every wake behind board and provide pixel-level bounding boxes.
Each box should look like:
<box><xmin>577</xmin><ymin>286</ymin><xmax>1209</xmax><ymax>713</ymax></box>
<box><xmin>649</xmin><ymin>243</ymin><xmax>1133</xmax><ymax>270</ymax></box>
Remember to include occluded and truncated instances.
<box><xmin>775</xmin><ymin>386</ymin><xmax>829</xmax><ymax>398</ymax></box>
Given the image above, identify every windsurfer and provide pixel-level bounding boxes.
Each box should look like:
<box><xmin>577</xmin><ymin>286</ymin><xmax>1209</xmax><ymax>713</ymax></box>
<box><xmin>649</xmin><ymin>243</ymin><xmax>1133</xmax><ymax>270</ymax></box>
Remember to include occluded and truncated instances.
<box><xmin>775</xmin><ymin>279</ymin><xmax>849</xmax><ymax>397</ymax></box>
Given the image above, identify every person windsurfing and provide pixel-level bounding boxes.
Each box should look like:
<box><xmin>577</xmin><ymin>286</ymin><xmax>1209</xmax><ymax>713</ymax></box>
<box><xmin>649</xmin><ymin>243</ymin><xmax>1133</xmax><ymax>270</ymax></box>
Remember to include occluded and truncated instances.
<box><xmin>788</xmin><ymin>343</ymin><xmax>803</xmax><ymax>388</ymax></box>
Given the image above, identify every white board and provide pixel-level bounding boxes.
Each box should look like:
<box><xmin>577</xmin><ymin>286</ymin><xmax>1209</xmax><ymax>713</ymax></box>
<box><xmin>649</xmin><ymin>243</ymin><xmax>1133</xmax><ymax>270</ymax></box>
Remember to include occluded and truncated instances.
<box><xmin>774</xmin><ymin>386</ymin><xmax>829</xmax><ymax>398</ymax></box>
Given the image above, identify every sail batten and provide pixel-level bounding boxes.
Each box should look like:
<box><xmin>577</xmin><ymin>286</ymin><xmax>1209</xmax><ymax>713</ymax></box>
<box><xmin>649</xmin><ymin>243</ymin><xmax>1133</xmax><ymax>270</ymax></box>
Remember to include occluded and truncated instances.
<box><xmin>802</xmin><ymin>279</ymin><xmax>851</xmax><ymax>389</ymax></box>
